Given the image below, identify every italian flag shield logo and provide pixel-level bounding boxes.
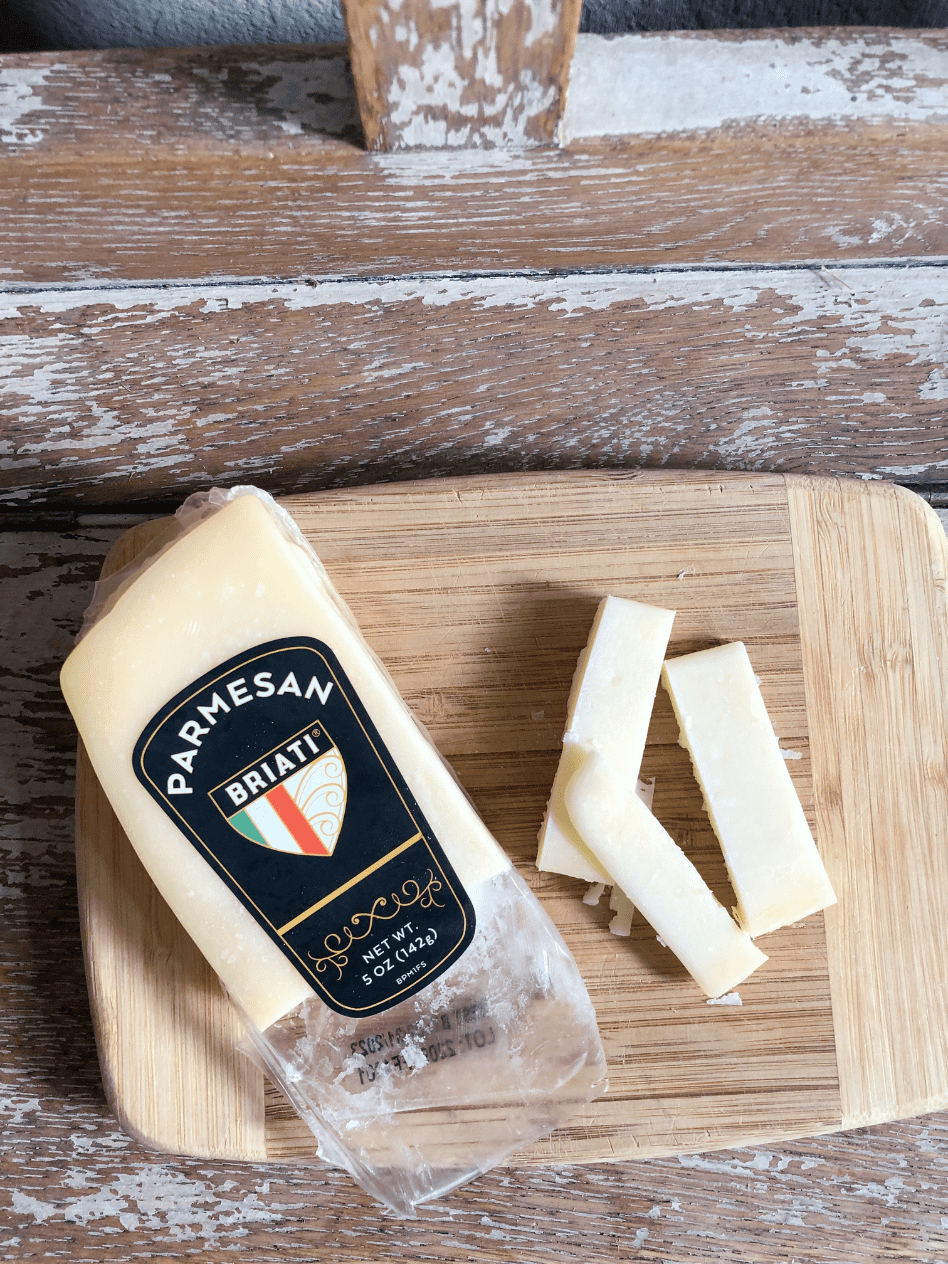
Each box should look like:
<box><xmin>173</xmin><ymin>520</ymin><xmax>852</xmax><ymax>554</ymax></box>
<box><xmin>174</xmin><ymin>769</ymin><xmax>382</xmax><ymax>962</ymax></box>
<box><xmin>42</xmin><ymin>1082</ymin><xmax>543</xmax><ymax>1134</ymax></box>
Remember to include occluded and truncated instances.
<box><xmin>228</xmin><ymin>748</ymin><xmax>347</xmax><ymax>856</ymax></box>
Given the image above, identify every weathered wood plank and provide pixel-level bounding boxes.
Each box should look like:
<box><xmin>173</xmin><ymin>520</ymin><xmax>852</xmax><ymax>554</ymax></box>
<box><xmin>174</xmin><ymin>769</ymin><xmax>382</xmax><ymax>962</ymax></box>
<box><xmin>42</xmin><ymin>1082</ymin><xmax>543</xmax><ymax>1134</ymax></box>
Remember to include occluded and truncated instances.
<box><xmin>563</xmin><ymin>29</ymin><xmax>948</xmax><ymax>140</ymax></box>
<box><xmin>0</xmin><ymin>44</ymin><xmax>362</xmax><ymax>152</ymax></box>
<box><xmin>1</xmin><ymin>40</ymin><xmax>948</xmax><ymax>283</ymax></box>
<box><xmin>341</xmin><ymin>0</ymin><xmax>582</xmax><ymax>149</ymax></box>
<box><xmin>4</xmin><ymin>31</ymin><xmax>947</xmax><ymax>159</ymax></box>
<box><xmin>3</xmin><ymin>123</ymin><xmax>948</xmax><ymax>283</ymax></box>
<box><xmin>2</xmin><ymin>265</ymin><xmax>946</xmax><ymax>507</ymax></box>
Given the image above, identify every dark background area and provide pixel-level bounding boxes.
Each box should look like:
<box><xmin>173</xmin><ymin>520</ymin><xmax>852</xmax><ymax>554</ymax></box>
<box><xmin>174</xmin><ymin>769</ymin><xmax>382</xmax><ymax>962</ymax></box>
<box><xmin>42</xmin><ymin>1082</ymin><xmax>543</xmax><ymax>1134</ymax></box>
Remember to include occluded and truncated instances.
<box><xmin>3</xmin><ymin>0</ymin><xmax>45</xmax><ymax>48</ymax></box>
<box><xmin>580</xmin><ymin>0</ymin><xmax>948</xmax><ymax>29</ymax></box>
<box><xmin>1</xmin><ymin>0</ymin><xmax>946</xmax><ymax>54</ymax></box>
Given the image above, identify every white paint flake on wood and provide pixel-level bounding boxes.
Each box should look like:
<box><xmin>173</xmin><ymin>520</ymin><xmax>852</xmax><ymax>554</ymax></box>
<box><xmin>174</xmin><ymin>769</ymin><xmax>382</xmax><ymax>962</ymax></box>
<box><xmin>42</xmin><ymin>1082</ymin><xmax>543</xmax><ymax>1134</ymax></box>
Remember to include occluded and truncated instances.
<box><xmin>344</xmin><ymin>0</ymin><xmax>577</xmax><ymax>149</ymax></box>
<box><xmin>562</xmin><ymin>32</ymin><xmax>948</xmax><ymax>140</ymax></box>
<box><xmin>0</xmin><ymin>65</ymin><xmax>61</xmax><ymax>146</ymax></box>
<box><xmin>2</xmin><ymin>263</ymin><xmax>946</xmax><ymax>490</ymax></box>
<box><xmin>8</xmin><ymin>1161</ymin><xmax>291</xmax><ymax>1237</ymax></box>
<box><xmin>3</xmin><ymin>263</ymin><xmax>947</xmax><ymax>317</ymax></box>
<box><xmin>4</xmin><ymin>264</ymin><xmax>947</xmax><ymax>387</ymax></box>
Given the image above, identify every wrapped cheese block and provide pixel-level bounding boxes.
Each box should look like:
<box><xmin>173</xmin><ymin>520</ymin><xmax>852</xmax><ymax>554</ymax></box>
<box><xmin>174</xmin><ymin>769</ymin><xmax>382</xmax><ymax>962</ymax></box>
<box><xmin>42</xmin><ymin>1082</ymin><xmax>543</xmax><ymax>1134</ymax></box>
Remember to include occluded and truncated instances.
<box><xmin>61</xmin><ymin>486</ymin><xmax>607</xmax><ymax>1215</ymax></box>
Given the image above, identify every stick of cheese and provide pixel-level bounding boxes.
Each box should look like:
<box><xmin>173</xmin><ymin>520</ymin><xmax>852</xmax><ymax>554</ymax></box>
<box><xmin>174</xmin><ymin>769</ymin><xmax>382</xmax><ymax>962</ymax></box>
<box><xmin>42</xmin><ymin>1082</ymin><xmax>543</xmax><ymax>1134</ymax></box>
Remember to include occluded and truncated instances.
<box><xmin>537</xmin><ymin>596</ymin><xmax>675</xmax><ymax>882</ymax></box>
<box><xmin>661</xmin><ymin>642</ymin><xmax>836</xmax><ymax>938</ymax></box>
<box><xmin>565</xmin><ymin>750</ymin><xmax>767</xmax><ymax>997</ymax></box>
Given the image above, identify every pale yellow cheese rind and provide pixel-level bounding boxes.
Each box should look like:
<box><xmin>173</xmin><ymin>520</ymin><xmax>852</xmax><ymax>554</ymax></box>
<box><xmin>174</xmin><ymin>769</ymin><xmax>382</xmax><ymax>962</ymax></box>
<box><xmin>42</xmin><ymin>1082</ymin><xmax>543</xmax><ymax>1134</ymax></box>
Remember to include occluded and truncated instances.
<box><xmin>536</xmin><ymin>595</ymin><xmax>675</xmax><ymax>882</ymax></box>
<box><xmin>565</xmin><ymin>750</ymin><xmax>767</xmax><ymax>997</ymax></box>
<box><xmin>62</xmin><ymin>492</ymin><xmax>509</xmax><ymax>1031</ymax></box>
<box><xmin>661</xmin><ymin>641</ymin><xmax>837</xmax><ymax>939</ymax></box>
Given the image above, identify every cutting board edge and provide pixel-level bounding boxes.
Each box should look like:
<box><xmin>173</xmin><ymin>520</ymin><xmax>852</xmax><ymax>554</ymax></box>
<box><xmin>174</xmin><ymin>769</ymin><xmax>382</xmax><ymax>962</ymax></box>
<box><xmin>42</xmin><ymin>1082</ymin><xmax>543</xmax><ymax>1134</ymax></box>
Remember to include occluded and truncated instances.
<box><xmin>74</xmin><ymin>742</ymin><xmax>271</xmax><ymax>1162</ymax></box>
<box><xmin>786</xmin><ymin>474</ymin><xmax>948</xmax><ymax>1137</ymax></box>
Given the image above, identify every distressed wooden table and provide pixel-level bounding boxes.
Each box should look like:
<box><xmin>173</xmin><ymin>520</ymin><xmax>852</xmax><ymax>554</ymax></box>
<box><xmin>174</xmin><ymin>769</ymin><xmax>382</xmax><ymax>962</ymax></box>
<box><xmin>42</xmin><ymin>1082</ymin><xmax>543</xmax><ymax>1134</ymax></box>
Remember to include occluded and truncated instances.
<box><xmin>3</xmin><ymin>9</ymin><xmax>948</xmax><ymax>1260</ymax></box>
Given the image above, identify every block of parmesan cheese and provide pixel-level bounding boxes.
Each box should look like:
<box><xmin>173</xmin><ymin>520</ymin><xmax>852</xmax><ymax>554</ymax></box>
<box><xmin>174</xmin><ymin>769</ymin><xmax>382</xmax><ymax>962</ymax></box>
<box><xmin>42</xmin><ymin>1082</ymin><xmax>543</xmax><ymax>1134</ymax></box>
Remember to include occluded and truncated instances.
<box><xmin>61</xmin><ymin>491</ymin><xmax>511</xmax><ymax>1032</ymax></box>
<box><xmin>661</xmin><ymin>641</ymin><xmax>836</xmax><ymax>938</ymax></box>
<box><xmin>565</xmin><ymin>750</ymin><xmax>767</xmax><ymax>997</ymax></box>
<box><xmin>536</xmin><ymin>595</ymin><xmax>675</xmax><ymax>882</ymax></box>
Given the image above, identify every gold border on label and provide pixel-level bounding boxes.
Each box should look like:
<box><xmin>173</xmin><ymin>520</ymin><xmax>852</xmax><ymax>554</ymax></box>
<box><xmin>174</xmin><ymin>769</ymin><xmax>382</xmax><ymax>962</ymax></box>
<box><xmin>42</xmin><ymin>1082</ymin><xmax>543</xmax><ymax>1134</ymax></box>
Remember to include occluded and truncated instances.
<box><xmin>277</xmin><ymin>832</ymin><xmax>423</xmax><ymax>934</ymax></box>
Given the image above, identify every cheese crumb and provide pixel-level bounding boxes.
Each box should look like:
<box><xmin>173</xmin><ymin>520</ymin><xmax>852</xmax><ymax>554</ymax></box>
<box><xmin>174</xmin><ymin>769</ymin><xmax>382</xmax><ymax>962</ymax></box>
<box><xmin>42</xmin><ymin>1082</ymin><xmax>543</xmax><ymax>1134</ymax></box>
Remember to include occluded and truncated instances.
<box><xmin>608</xmin><ymin>886</ymin><xmax>634</xmax><ymax>936</ymax></box>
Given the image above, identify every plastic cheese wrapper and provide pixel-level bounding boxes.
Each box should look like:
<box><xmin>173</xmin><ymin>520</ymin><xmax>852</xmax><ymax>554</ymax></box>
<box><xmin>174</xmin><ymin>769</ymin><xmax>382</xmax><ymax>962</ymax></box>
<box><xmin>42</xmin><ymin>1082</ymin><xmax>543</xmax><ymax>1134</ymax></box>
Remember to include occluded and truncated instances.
<box><xmin>61</xmin><ymin>486</ymin><xmax>607</xmax><ymax>1215</ymax></box>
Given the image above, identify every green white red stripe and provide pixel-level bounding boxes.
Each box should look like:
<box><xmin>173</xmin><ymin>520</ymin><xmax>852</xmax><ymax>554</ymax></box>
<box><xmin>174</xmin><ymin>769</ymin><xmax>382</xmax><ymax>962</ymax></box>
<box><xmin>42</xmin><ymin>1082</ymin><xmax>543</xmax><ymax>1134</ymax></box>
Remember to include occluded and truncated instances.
<box><xmin>228</xmin><ymin>751</ymin><xmax>346</xmax><ymax>856</ymax></box>
<box><xmin>231</xmin><ymin>781</ymin><xmax>330</xmax><ymax>855</ymax></box>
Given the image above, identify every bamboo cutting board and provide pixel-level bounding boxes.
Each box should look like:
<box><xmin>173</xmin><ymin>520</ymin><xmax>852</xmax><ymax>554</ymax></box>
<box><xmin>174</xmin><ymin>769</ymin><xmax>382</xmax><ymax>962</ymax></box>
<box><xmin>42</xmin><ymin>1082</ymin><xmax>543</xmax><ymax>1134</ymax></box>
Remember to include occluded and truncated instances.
<box><xmin>75</xmin><ymin>471</ymin><xmax>948</xmax><ymax>1166</ymax></box>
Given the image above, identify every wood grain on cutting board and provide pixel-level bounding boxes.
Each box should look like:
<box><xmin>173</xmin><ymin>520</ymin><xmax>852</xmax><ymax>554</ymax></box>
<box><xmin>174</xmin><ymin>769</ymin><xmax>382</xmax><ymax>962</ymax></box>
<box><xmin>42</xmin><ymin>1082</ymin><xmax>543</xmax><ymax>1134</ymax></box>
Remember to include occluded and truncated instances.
<box><xmin>788</xmin><ymin>478</ymin><xmax>948</xmax><ymax>1131</ymax></box>
<box><xmin>74</xmin><ymin>472</ymin><xmax>948</xmax><ymax>1164</ymax></box>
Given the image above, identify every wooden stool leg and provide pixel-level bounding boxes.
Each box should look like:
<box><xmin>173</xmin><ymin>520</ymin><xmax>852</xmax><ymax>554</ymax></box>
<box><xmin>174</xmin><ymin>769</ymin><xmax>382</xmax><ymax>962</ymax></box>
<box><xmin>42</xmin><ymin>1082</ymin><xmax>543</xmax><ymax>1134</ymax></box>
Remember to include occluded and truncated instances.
<box><xmin>342</xmin><ymin>0</ymin><xmax>583</xmax><ymax>150</ymax></box>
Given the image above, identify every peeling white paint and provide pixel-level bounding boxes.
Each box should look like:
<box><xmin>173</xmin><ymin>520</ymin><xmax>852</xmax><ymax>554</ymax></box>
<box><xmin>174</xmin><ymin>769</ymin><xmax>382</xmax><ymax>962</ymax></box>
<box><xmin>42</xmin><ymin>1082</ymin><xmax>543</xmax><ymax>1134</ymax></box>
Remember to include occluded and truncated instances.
<box><xmin>0</xmin><ymin>65</ymin><xmax>62</xmax><ymax>146</ymax></box>
<box><xmin>389</xmin><ymin>59</ymin><xmax>556</xmax><ymax>148</ymax></box>
<box><xmin>365</xmin><ymin>0</ymin><xmax>566</xmax><ymax>148</ymax></box>
<box><xmin>877</xmin><ymin>462</ymin><xmax>948</xmax><ymax>478</ymax></box>
<box><xmin>2</xmin><ymin>265</ymin><xmax>945</xmax><ymax>322</ymax></box>
<box><xmin>0</xmin><ymin>1094</ymin><xmax>43</xmax><ymax>1125</ymax></box>
<box><xmin>562</xmin><ymin>32</ymin><xmax>948</xmax><ymax>140</ymax></box>
<box><xmin>373</xmin><ymin>146</ymin><xmax>538</xmax><ymax>180</ymax></box>
<box><xmin>921</xmin><ymin>369</ymin><xmax>948</xmax><ymax>401</ymax></box>
<box><xmin>9</xmin><ymin>1165</ymin><xmax>292</xmax><ymax>1241</ymax></box>
<box><xmin>5</xmin><ymin>266</ymin><xmax>946</xmax><ymax>388</ymax></box>
<box><xmin>678</xmin><ymin>1149</ymin><xmax>778</xmax><ymax>1176</ymax></box>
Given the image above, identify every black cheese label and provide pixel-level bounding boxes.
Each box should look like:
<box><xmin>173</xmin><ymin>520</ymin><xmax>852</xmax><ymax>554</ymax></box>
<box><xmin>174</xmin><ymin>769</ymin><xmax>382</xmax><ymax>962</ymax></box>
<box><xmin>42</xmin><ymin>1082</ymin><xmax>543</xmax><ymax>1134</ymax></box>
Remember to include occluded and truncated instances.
<box><xmin>133</xmin><ymin>637</ymin><xmax>476</xmax><ymax>1018</ymax></box>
